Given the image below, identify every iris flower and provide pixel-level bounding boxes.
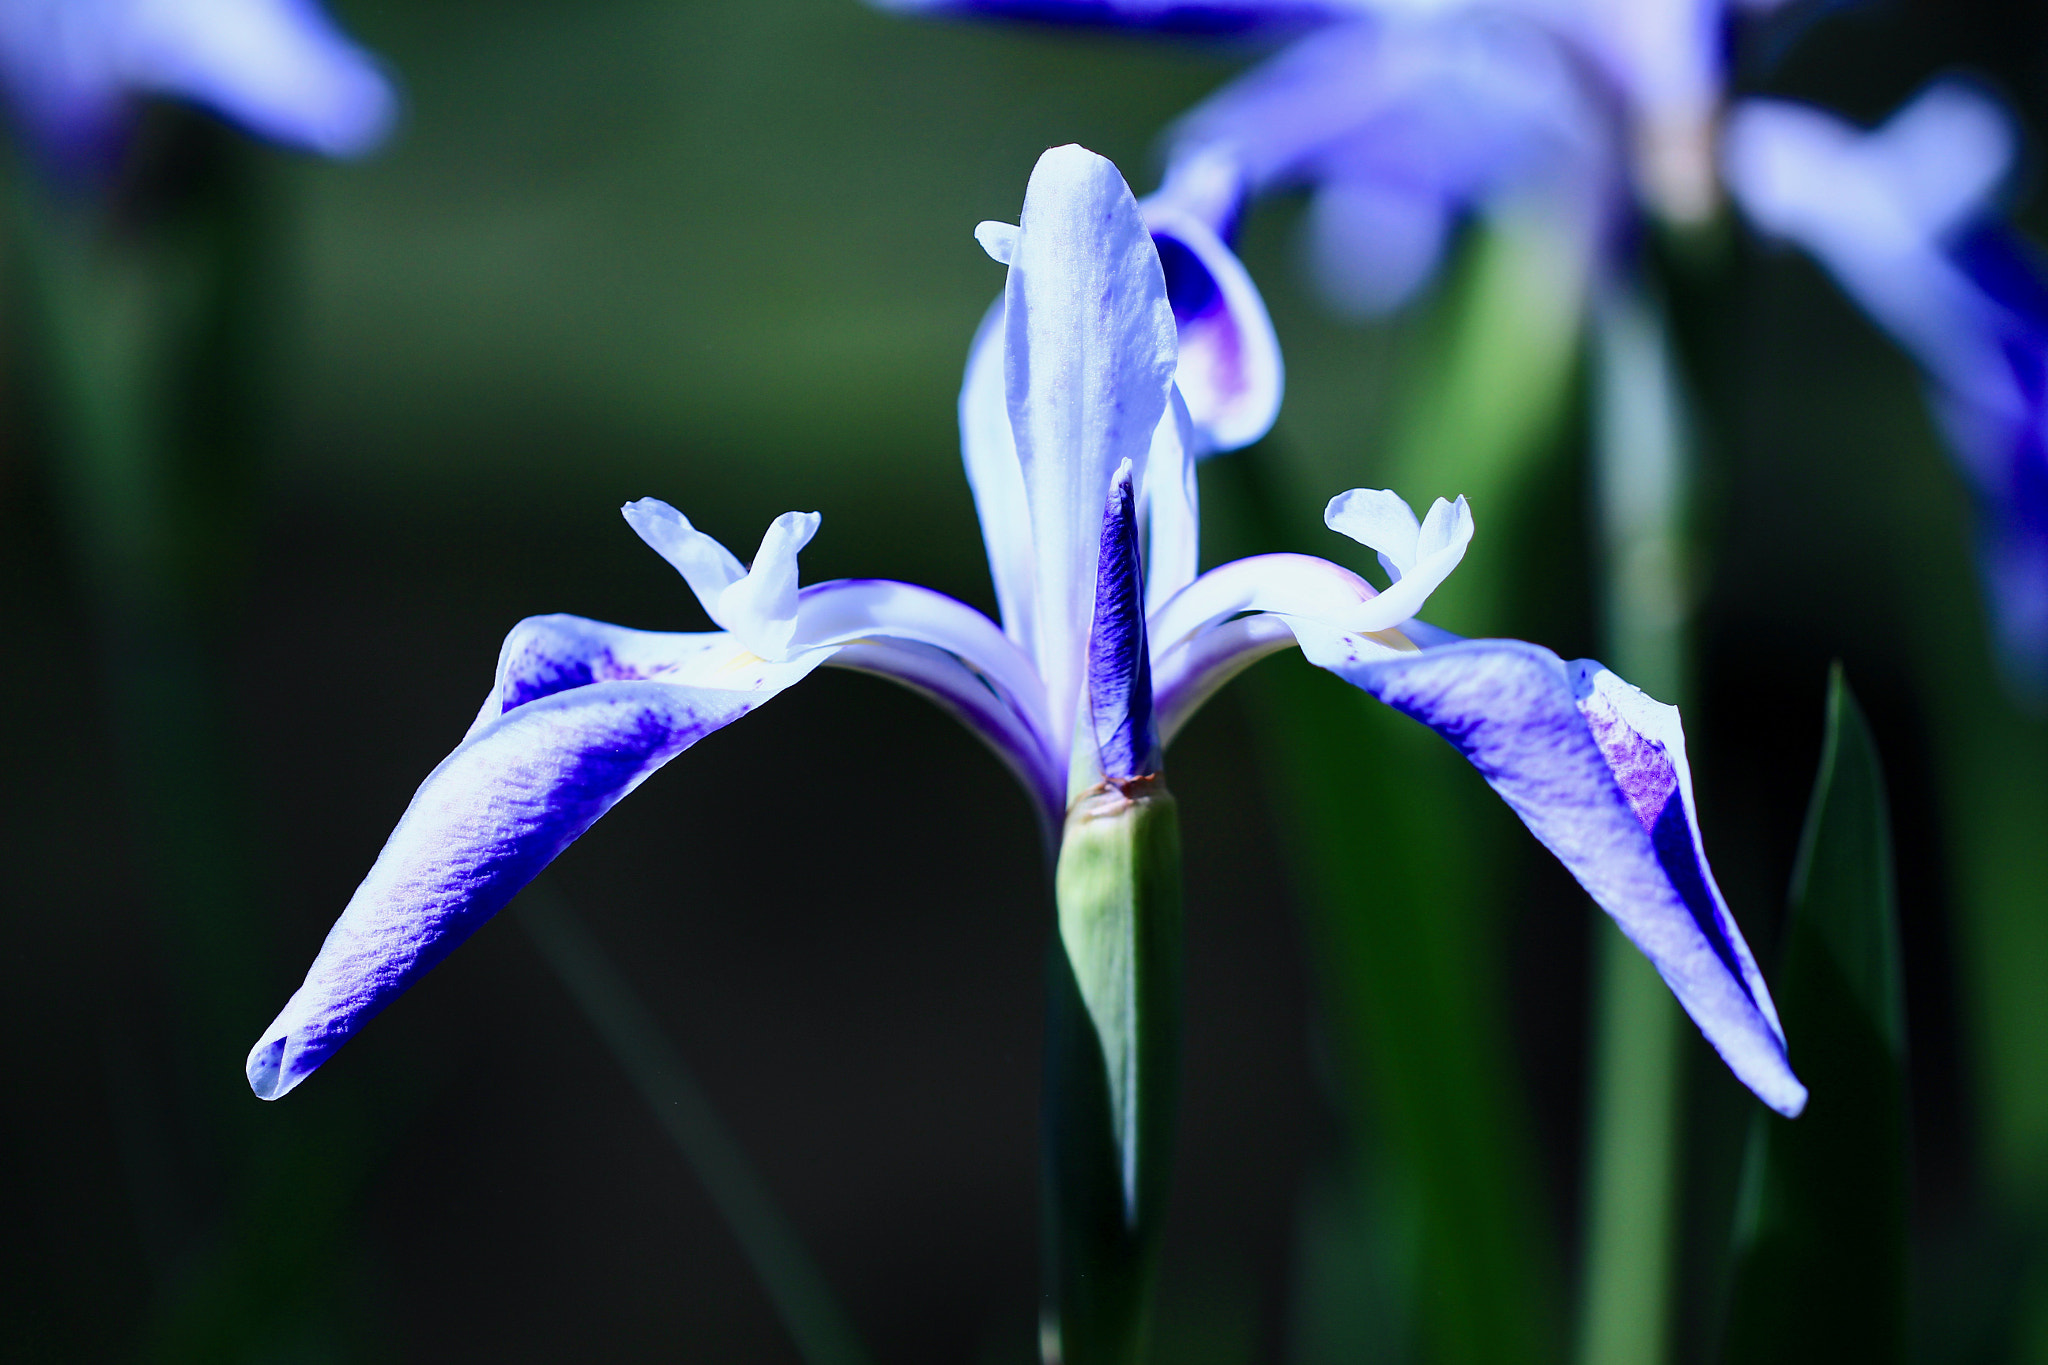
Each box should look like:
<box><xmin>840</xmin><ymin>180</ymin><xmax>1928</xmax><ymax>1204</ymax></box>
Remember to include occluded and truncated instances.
<box><xmin>0</xmin><ymin>0</ymin><xmax>393</xmax><ymax>168</ymax></box>
<box><xmin>877</xmin><ymin>0</ymin><xmax>1789</xmax><ymax>315</ymax></box>
<box><xmin>246</xmin><ymin>145</ymin><xmax>1804</xmax><ymax>1121</ymax></box>
<box><xmin>1723</xmin><ymin>81</ymin><xmax>2048</xmax><ymax>690</ymax></box>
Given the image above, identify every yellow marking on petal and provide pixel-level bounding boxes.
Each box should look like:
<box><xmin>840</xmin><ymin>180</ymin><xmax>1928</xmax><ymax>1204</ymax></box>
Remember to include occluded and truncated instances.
<box><xmin>717</xmin><ymin>648</ymin><xmax>768</xmax><ymax>673</ymax></box>
<box><xmin>1363</xmin><ymin>627</ymin><xmax>1422</xmax><ymax>653</ymax></box>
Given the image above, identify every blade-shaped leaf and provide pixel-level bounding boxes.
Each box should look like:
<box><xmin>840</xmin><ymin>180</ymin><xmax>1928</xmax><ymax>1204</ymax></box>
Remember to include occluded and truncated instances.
<box><xmin>1719</xmin><ymin>665</ymin><xmax>1908</xmax><ymax>1365</ymax></box>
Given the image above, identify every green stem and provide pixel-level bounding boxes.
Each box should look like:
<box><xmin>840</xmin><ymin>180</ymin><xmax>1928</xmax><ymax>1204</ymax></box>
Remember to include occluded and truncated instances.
<box><xmin>514</xmin><ymin>882</ymin><xmax>871</xmax><ymax>1365</ymax></box>
<box><xmin>1041</xmin><ymin>785</ymin><xmax>1183</xmax><ymax>1365</ymax></box>
<box><xmin>1575</xmin><ymin>284</ymin><xmax>1691</xmax><ymax>1365</ymax></box>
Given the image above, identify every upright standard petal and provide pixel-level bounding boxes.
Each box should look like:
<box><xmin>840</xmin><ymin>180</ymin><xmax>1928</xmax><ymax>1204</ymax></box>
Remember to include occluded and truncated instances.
<box><xmin>1302</xmin><ymin>631</ymin><xmax>1806</xmax><ymax>1115</ymax></box>
<box><xmin>959</xmin><ymin>299</ymin><xmax>1041</xmax><ymax>658</ymax></box>
<box><xmin>247</xmin><ymin>619</ymin><xmax>828</xmax><ymax>1100</ymax></box>
<box><xmin>1140</xmin><ymin>199</ymin><xmax>1284</xmax><ymax>453</ymax></box>
<box><xmin>1004</xmin><ymin>144</ymin><xmax>1178</xmax><ymax>760</ymax></box>
<box><xmin>1142</xmin><ymin>388</ymin><xmax>1201</xmax><ymax>616</ymax></box>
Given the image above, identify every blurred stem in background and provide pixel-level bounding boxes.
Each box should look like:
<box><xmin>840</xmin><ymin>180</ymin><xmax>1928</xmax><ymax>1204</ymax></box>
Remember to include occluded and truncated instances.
<box><xmin>10</xmin><ymin>116</ymin><xmax>374</xmax><ymax>1360</ymax></box>
<box><xmin>1574</xmin><ymin>281</ymin><xmax>1691</xmax><ymax>1365</ymax></box>
<box><xmin>515</xmin><ymin>880</ymin><xmax>873</xmax><ymax>1365</ymax></box>
<box><xmin>1238</xmin><ymin>208</ymin><xmax>1585</xmax><ymax>1365</ymax></box>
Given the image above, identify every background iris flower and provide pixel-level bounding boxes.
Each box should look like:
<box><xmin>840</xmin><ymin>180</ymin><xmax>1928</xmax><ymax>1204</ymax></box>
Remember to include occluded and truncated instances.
<box><xmin>0</xmin><ymin>0</ymin><xmax>393</xmax><ymax>169</ymax></box>
<box><xmin>875</xmin><ymin>0</ymin><xmax>1788</xmax><ymax>316</ymax></box>
<box><xmin>247</xmin><ymin>145</ymin><xmax>1804</xmax><ymax>1128</ymax></box>
<box><xmin>1725</xmin><ymin>80</ymin><xmax>2048</xmax><ymax>695</ymax></box>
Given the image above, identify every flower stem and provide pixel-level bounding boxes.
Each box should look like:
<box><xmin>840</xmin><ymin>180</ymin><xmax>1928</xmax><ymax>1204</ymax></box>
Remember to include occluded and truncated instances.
<box><xmin>1575</xmin><ymin>283</ymin><xmax>1692</xmax><ymax>1365</ymax></box>
<box><xmin>1042</xmin><ymin>785</ymin><xmax>1184</xmax><ymax>1365</ymax></box>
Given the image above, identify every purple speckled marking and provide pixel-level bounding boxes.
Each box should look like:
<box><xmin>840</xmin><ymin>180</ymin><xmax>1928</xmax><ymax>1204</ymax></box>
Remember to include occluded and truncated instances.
<box><xmin>1314</xmin><ymin>637</ymin><xmax>1803</xmax><ymax>1114</ymax></box>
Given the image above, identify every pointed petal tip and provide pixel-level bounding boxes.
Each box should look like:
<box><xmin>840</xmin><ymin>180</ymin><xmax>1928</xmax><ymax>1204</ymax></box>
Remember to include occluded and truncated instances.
<box><xmin>245</xmin><ymin>1032</ymin><xmax>295</xmax><ymax>1102</ymax></box>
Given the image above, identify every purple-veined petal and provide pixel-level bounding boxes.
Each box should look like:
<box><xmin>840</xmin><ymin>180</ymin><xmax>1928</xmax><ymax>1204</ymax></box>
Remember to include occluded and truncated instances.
<box><xmin>1003</xmin><ymin>144</ymin><xmax>1179</xmax><ymax>764</ymax></box>
<box><xmin>0</xmin><ymin>0</ymin><xmax>394</xmax><ymax>167</ymax></box>
<box><xmin>960</xmin><ymin>298</ymin><xmax>1041</xmax><ymax>657</ymax></box>
<box><xmin>1143</xmin><ymin>387</ymin><xmax>1201</xmax><ymax>616</ymax></box>
<box><xmin>247</xmin><ymin>621</ymin><xmax>828</xmax><ymax>1101</ymax></box>
<box><xmin>1297</xmin><ymin>629</ymin><xmax>1806</xmax><ymax>1115</ymax></box>
<box><xmin>461</xmin><ymin>612</ymin><xmax>774</xmax><ymax>742</ymax></box>
<box><xmin>1141</xmin><ymin>199</ymin><xmax>1285</xmax><ymax>452</ymax></box>
<box><xmin>1081</xmin><ymin>461</ymin><xmax>1160</xmax><ymax>790</ymax></box>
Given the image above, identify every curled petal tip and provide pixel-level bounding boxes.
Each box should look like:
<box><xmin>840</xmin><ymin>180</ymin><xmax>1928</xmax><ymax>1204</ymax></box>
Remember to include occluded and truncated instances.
<box><xmin>976</xmin><ymin>220</ymin><xmax>1019</xmax><ymax>263</ymax></box>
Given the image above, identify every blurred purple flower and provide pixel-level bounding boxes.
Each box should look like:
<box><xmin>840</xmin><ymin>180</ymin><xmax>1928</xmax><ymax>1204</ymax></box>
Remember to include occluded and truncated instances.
<box><xmin>246</xmin><ymin>144</ymin><xmax>1803</xmax><ymax>1119</ymax></box>
<box><xmin>1723</xmin><ymin>82</ymin><xmax>2048</xmax><ymax>689</ymax></box>
<box><xmin>0</xmin><ymin>0</ymin><xmax>394</xmax><ymax>169</ymax></box>
<box><xmin>880</xmin><ymin>0</ymin><xmax>1790</xmax><ymax>315</ymax></box>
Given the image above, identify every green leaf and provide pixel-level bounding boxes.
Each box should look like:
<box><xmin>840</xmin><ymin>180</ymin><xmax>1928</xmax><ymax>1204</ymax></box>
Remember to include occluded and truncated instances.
<box><xmin>1719</xmin><ymin>665</ymin><xmax>1908</xmax><ymax>1365</ymax></box>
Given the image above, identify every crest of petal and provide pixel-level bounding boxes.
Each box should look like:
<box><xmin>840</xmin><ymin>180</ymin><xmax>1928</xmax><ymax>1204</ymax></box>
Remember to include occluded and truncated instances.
<box><xmin>624</xmin><ymin>499</ymin><xmax>747</xmax><ymax>606</ymax></box>
<box><xmin>1004</xmin><ymin>144</ymin><xmax>1177</xmax><ymax>759</ymax></box>
<box><xmin>976</xmin><ymin>220</ymin><xmax>1020</xmax><ymax>263</ymax></box>
<box><xmin>1325</xmin><ymin>487</ymin><xmax>1421</xmax><ymax>574</ymax></box>
<box><xmin>246</xmin><ymin>619</ymin><xmax>829</xmax><ymax>1101</ymax></box>
<box><xmin>1309</xmin><ymin>634</ymin><xmax>1806</xmax><ymax>1116</ymax></box>
<box><xmin>624</xmin><ymin>501</ymin><xmax>819</xmax><ymax>663</ymax></box>
<box><xmin>1326</xmin><ymin>491</ymin><xmax>1472</xmax><ymax>628</ymax></box>
<box><xmin>718</xmin><ymin>511</ymin><xmax>821</xmax><ymax>662</ymax></box>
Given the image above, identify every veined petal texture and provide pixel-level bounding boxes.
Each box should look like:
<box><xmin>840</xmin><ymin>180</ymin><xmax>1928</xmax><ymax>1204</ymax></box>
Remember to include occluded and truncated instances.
<box><xmin>1302</xmin><ymin>632</ymin><xmax>1805</xmax><ymax>1115</ymax></box>
<box><xmin>1083</xmin><ymin>462</ymin><xmax>1160</xmax><ymax>788</ymax></box>
<box><xmin>247</xmin><ymin>618</ymin><xmax>827</xmax><ymax>1100</ymax></box>
<box><xmin>1004</xmin><ymin>144</ymin><xmax>1178</xmax><ymax>761</ymax></box>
